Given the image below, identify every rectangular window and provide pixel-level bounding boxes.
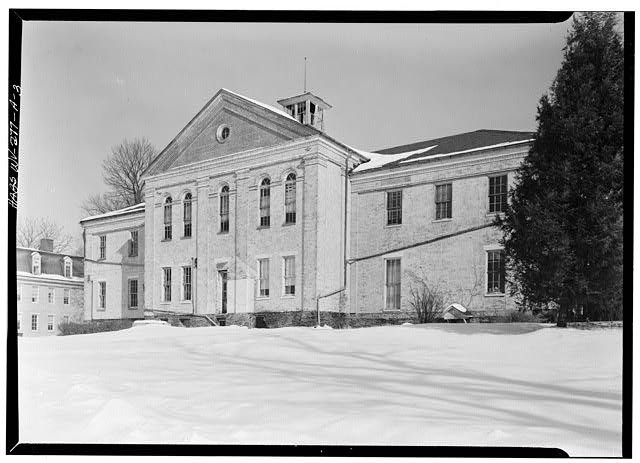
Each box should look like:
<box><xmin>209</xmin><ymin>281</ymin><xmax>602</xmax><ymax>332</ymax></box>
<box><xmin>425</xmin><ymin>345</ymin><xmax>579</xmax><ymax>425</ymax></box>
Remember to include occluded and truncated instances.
<box><xmin>32</xmin><ymin>255</ymin><xmax>41</xmax><ymax>275</ymax></box>
<box><xmin>489</xmin><ymin>174</ymin><xmax>508</xmax><ymax>213</ymax></box>
<box><xmin>31</xmin><ymin>286</ymin><xmax>39</xmax><ymax>303</ymax></box>
<box><xmin>129</xmin><ymin>230</ymin><xmax>139</xmax><ymax>257</ymax></box>
<box><xmin>17</xmin><ymin>313</ymin><xmax>21</xmax><ymax>331</ymax></box>
<box><xmin>164</xmin><ymin>201</ymin><xmax>173</xmax><ymax>240</ymax></box>
<box><xmin>31</xmin><ymin>314</ymin><xmax>38</xmax><ymax>331</ymax></box>
<box><xmin>63</xmin><ymin>315</ymin><xmax>70</xmax><ymax>324</ymax></box>
<box><xmin>162</xmin><ymin>267</ymin><xmax>172</xmax><ymax>302</ymax></box>
<box><xmin>296</xmin><ymin>102</ymin><xmax>306</xmax><ymax>123</ymax></box>
<box><xmin>435</xmin><ymin>184</ymin><xmax>452</xmax><ymax>220</ymax></box>
<box><xmin>182</xmin><ymin>267</ymin><xmax>192</xmax><ymax>301</ymax></box>
<box><xmin>283</xmin><ymin>256</ymin><xmax>296</xmax><ymax>295</ymax></box>
<box><xmin>64</xmin><ymin>260</ymin><xmax>72</xmax><ymax>277</ymax></box>
<box><xmin>47</xmin><ymin>314</ymin><xmax>55</xmax><ymax>331</ymax></box>
<box><xmin>129</xmin><ymin>279</ymin><xmax>139</xmax><ymax>308</ymax></box>
<box><xmin>386</xmin><ymin>190</ymin><xmax>403</xmax><ymax>225</ymax></box>
<box><xmin>48</xmin><ymin>287</ymin><xmax>55</xmax><ymax>304</ymax></box>
<box><xmin>98</xmin><ymin>282</ymin><xmax>106</xmax><ymax>309</ymax></box>
<box><xmin>63</xmin><ymin>288</ymin><xmax>70</xmax><ymax>305</ymax></box>
<box><xmin>385</xmin><ymin>259</ymin><xmax>402</xmax><ymax>310</ymax></box>
<box><xmin>258</xmin><ymin>259</ymin><xmax>270</xmax><ymax>297</ymax></box>
<box><xmin>99</xmin><ymin>235</ymin><xmax>106</xmax><ymax>260</ymax></box>
<box><xmin>487</xmin><ymin>250</ymin><xmax>506</xmax><ymax>294</ymax></box>
<box><xmin>284</xmin><ymin>176</ymin><xmax>296</xmax><ymax>224</ymax></box>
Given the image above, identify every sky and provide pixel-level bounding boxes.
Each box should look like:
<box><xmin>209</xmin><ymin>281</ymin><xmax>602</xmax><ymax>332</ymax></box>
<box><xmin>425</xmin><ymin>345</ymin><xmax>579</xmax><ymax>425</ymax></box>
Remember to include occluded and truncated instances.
<box><xmin>17</xmin><ymin>17</ymin><xmax>575</xmax><ymax>242</ymax></box>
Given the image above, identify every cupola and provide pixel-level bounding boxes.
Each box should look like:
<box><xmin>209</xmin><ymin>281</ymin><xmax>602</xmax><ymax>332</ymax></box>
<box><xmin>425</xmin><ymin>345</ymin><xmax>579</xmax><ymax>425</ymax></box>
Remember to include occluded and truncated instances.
<box><xmin>277</xmin><ymin>92</ymin><xmax>332</xmax><ymax>132</ymax></box>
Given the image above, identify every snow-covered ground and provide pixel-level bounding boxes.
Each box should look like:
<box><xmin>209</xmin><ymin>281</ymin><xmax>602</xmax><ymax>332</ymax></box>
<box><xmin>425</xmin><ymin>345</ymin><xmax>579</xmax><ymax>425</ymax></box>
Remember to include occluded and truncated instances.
<box><xmin>18</xmin><ymin>323</ymin><xmax>622</xmax><ymax>456</ymax></box>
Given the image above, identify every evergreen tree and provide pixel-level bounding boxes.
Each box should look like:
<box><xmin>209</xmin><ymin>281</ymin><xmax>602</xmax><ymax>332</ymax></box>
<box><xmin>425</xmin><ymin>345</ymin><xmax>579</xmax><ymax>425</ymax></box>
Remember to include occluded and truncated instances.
<box><xmin>497</xmin><ymin>13</ymin><xmax>624</xmax><ymax>325</ymax></box>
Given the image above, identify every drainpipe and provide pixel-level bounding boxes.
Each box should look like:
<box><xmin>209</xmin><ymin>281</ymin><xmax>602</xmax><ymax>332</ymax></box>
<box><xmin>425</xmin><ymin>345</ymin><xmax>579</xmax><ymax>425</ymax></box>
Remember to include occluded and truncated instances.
<box><xmin>316</xmin><ymin>287</ymin><xmax>346</xmax><ymax>327</ymax></box>
<box><xmin>343</xmin><ymin>155</ymin><xmax>350</xmax><ymax>288</ymax></box>
<box><xmin>233</xmin><ymin>173</ymin><xmax>238</xmax><ymax>314</ymax></box>
<box><xmin>299</xmin><ymin>158</ymin><xmax>306</xmax><ymax>313</ymax></box>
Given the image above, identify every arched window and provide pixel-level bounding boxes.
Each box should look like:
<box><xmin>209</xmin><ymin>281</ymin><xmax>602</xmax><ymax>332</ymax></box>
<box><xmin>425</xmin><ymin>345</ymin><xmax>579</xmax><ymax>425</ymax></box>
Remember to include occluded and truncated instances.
<box><xmin>284</xmin><ymin>173</ymin><xmax>296</xmax><ymax>224</ymax></box>
<box><xmin>164</xmin><ymin>196</ymin><xmax>173</xmax><ymax>240</ymax></box>
<box><xmin>183</xmin><ymin>192</ymin><xmax>192</xmax><ymax>238</ymax></box>
<box><xmin>259</xmin><ymin>178</ymin><xmax>271</xmax><ymax>227</ymax></box>
<box><xmin>220</xmin><ymin>185</ymin><xmax>230</xmax><ymax>233</ymax></box>
<box><xmin>31</xmin><ymin>252</ymin><xmax>41</xmax><ymax>275</ymax></box>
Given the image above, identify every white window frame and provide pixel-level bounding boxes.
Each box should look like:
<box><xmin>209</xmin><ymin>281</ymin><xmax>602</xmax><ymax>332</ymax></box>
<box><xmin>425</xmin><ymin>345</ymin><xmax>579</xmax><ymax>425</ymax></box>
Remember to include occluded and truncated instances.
<box><xmin>98</xmin><ymin>281</ymin><xmax>106</xmax><ymax>310</ymax></box>
<box><xmin>282</xmin><ymin>256</ymin><xmax>296</xmax><ymax>296</ymax></box>
<box><xmin>128</xmin><ymin>278</ymin><xmax>139</xmax><ymax>309</ymax></box>
<box><xmin>484</xmin><ymin>245</ymin><xmax>506</xmax><ymax>296</ymax></box>
<box><xmin>181</xmin><ymin>266</ymin><xmax>192</xmax><ymax>302</ymax></box>
<box><xmin>63</xmin><ymin>288</ymin><xmax>70</xmax><ymax>305</ymax></box>
<box><xmin>488</xmin><ymin>173</ymin><xmax>509</xmax><ymax>214</ymax></box>
<box><xmin>99</xmin><ymin>235</ymin><xmax>106</xmax><ymax>260</ymax></box>
<box><xmin>64</xmin><ymin>257</ymin><xmax>73</xmax><ymax>278</ymax></box>
<box><xmin>47</xmin><ymin>314</ymin><xmax>55</xmax><ymax>332</ymax></box>
<box><xmin>257</xmin><ymin>258</ymin><xmax>270</xmax><ymax>298</ymax></box>
<box><xmin>162</xmin><ymin>267</ymin><xmax>172</xmax><ymax>302</ymax></box>
<box><xmin>48</xmin><ymin>287</ymin><xmax>55</xmax><ymax>304</ymax></box>
<box><xmin>219</xmin><ymin>185</ymin><xmax>230</xmax><ymax>233</ymax></box>
<box><xmin>384</xmin><ymin>257</ymin><xmax>402</xmax><ymax>311</ymax></box>
<box><xmin>31</xmin><ymin>286</ymin><xmax>39</xmax><ymax>303</ymax></box>
<box><xmin>31</xmin><ymin>313</ymin><xmax>39</xmax><ymax>331</ymax></box>
<box><xmin>129</xmin><ymin>230</ymin><xmax>139</xmax><ymax>257</ymax></box>
<box><xmin>284</xmin><ymin>173</ymin><xmax>296</xmax><ymax>225</ymax></box>
<box><xmin>31</xmin><ymin>252</ymin><xmax>41</xmax><ymax>275</ymax></box>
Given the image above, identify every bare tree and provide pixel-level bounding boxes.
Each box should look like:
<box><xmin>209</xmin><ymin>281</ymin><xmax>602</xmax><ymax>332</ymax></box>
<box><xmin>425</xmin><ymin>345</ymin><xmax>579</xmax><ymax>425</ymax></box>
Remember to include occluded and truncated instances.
<box><xmin>408</xmin><ymin>275</ymin><xmax>446</xmax><ymax>323</ymax></box>
<box><xmin>81</xmin><ymin>138</ymin><xmax>156</xmax><ymax>216</ymax></box>
<box><xmin>17</xmin><ymin>217</ymin><xmax>74</xmax><ymax>253</ymax></box>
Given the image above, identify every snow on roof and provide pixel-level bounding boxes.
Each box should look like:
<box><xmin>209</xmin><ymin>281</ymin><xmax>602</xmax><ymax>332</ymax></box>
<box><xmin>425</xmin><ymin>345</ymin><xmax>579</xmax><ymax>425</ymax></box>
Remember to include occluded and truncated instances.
<box><xmin>350</xmin><ymin>145</ymin><xmax>437</xmax><ymax>173</ymax></box>
<box><xmin>398</xmin><ymin>139</ymin><xmax>534</xmax><ymax>165</ymax></box>
<box><xmin>80</xmin><ymin>203</ymin><xmax>145</xmax><ymax>223</ymax></box>
<box><xmin>222</xmin><ymin>88</ymin><xmax>297</xmax><ymax>122</ymax></box>
<box><xmin>17</xmin><ymin>270</ymin><xmax>84</xmax><ymax>283</ymax></box>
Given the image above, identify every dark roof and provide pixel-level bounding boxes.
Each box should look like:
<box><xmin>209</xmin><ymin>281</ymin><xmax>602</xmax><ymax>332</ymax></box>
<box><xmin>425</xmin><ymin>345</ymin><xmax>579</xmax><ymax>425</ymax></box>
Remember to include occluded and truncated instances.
<box><xmin>375</xmin><ymin>129</ymin><xmax>534</xmax><ymax>160</ymax></box>
<box><xmin>16</xmin><ymin>247</ymin><xmax>84</xmax><ymax>278</ymax></box>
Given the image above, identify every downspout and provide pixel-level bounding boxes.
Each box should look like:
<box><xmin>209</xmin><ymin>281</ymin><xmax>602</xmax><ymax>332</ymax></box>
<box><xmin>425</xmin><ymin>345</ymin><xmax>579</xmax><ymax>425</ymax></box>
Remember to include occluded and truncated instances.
<box><xmin>233</xmin><ymin>173</ymin><xmax>238</xmax><ymax>314</ymax></box>
<box><xmin>299</xmin><ymin>158</ymin><xmax>306</xmax><ymax>313</ymax></box>
<box><xmin>316</xmin><ymin>287</ymin><xmax>346</xmax><ymax>327</ymax></box>
<box><xmin>343</xmin><ymin>155</ymin><xmax>350</xmax><ymax>288</ymax></box>
<box><xmin>193</xmin><ymin>190</ymin><xmax>198</xmax><ymax>315</ymax></box>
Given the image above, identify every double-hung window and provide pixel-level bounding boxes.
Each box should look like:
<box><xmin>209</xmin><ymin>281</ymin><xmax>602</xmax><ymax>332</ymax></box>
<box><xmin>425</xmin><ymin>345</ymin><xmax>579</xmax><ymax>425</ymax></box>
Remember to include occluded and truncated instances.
<box><xmin>98</xmin><ymin>282</ymin><xmax>106</xmax><ymax>309</ymax></box>
<box><xmin>129</xmin><ymin>279</ymin><xmax>138</xmax><ymax>308</ymax></box>
<box><xmin>63</xmin><ymin>288</ymin><xmax>70</xmax><ymax>305</ymax></box>
<box><xmin>259</xmin><ymin>178</ymin><xmax>271</xmax><ymax>227</ymax></box>
<box><xmin>32</xmin><ymin>253</ymin><xmax>41</xmax><ymax>274</ymax></box>
<box><xmin>284</xmin><ymin>174</ymin><xmax>296</xmax><ymax>224</ymax></box>
<box><xmin>99</xmin><ymin>236</ymin><xmax>106</xmax><ymax>260</ymax></box>
<box><xmin>487</xmin><ymin>250</ymin><xmax>506</xmax><ymax>294</ymax></box>
<box><xmin>385</xmin><ymin>259</ymin><xmax>402</xmax><ymax>310</ymax></box>
<box><xmin>48</xmin><ymin>287</ymin><xmax>55</xmax><ymax>304</ymax></box>
<box><xmin>64</xmin><ymin>258</ymin><xmax>73</xmax><ymax>277</ymax></box>
<box><xmin>31</xmin><ymin>286</ymin><xmax>39</xmax><ymax>303</ymax></box>
<box><xmin>386</xmin><ymin>190</ymin><xmax>402</xmax><ymax>225</ymax></box>
<box><xmin>162</xmin><ymin>267</ymin><xmax>172</xmax><ymax>302</ymax></box>
<box><xmin>283</xmin><ymin>256</ymin><xmax>296</xmax><ymax>295</ymax></box>
<box><xmin>435</xmin><ymin>184</ymin><xmax>452</xmax><ymax>220</ymax></box>
<box><xmin>489</xmin><ymin>174</ymin><xmax>508</xmax><ymax>213</ymax></box>
<box><xmin>129</xmin><ymin>230</ymin><xmax>139</xmax><ymax>257</ymax></box>
<box><xmin>182</xmin><ymin>267</ymin><xmax>192</xmax><ymax>301</ymax></box>
<box><xmin>164</xmin><ymin>197</ymin><xmax>173</xmax><ymax>240</ymax></box>
<box><xmin>31</xmin><ymin>314</ymin><xmax>39</xmax><ymax>331</ymax></box>
<box><xmin>47</xmin><ymin>315</ymin><xmax>55</xmax><ymax>332</ymax></box>
<box><xmin>258</xmin><ymin>259</ymin><xmax>270</xmax><ymax>297</ymax></box>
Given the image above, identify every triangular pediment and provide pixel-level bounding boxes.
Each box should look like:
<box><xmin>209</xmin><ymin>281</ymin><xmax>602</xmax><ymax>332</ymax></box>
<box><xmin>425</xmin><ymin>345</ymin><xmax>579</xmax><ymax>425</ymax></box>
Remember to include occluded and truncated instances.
<box><xmin>146</xmin><ymin>89</ymin><xmax>318</xmax><ymax>175</ymax></box>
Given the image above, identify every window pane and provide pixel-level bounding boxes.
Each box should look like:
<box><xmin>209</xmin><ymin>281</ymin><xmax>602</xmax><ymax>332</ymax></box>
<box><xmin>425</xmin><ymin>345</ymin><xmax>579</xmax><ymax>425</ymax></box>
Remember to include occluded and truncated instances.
<box><xmin>385</xmin><ymin>259</ymin><xmax>401</xmax><ymax>310</ymax></box>
<box><xmin>220</xmin><ymin>186</ymin><xmax>230</xmax><ymax>232</ymax></box>
<box><xmin>435</xmin><ymin>184</ymin><xmax>452</xmax><ymax>219</ymax></box>
<box><xmin>163</xmin><ymin>267</ymin><xmax>172</xmax><ymax>302</ymax></box>
<box><xmin>259</xmin><ymin>259</ymin><xmax>270</xmax><ymax>296</ymax></box>
<box><xmin>285</xmin><ymin>174</ymin><xmax>296</xmax><ymax>224</ymax></box>
<box><xmin>284</xmin><ymin>256</ymin><xmax>296</xmax><ymax>295</ymax></box>
<box><xmin>387</xmin><ymin>190</ymin><xmax>402</xmax><ymax>225</ymax></box>
<box><xmin>260</xmin><ymin>179</ymin><xmax>271</xmax><ymax>227</ymax></box>
<box><xmin>487</xmin><ymin>250</ymin><xmax>505</xmax><ymax>293</ymax></box>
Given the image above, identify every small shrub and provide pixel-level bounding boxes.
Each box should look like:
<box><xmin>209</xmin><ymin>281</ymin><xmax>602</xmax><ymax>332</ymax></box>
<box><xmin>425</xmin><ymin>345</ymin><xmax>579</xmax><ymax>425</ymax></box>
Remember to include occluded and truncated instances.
<box><xmin>58</xmin><ymin>319</ymin><xmax>135</xmax><ymax>336</ymax></box>
<box><xmin>409</xmin><ymin>280</ymin><xmax>445</xmax><ymax>323</ymax></box>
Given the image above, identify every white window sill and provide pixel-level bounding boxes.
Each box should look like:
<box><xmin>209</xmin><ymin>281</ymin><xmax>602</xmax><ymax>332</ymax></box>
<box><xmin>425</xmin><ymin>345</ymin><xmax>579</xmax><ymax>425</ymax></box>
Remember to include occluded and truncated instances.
<box><xmin>385</xmin><ymin>223</ymin><xmax>402</xmax><ymax>229</ymax></box>
<box><xmin>432</xmin><ymin>218</ymin><xmax>452</xmax><ymax>223</ymax></box>
<box><xmin>256</xmin><ymin>296</ymin><xmax>270</xmax><ymax>301</ymax></box>
<box><xmin>485</xmin><ymin>292</ymin><xmax>506</xmax><ymax>297</ymax></box>
<box><xmin>281</xmin><ymin>295</ymin><xmax>296</xmax><ymax>299</ymax></box>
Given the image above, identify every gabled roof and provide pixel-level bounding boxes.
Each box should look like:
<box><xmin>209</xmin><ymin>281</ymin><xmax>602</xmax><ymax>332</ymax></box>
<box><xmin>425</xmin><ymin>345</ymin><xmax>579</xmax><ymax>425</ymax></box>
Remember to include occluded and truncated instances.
<box><xmin>352</xmin><ymin>129</ymin><xmax>534</xmax><ymax>173</ymax></box>
<box><xmin>144</xmin><ymin>88</ymin><xmax>320</xmax><ymax>177</ymax></box>
<box><xmin>277</xmin><ymin>92</ymin><xmax>332</xmax><ymax>109</ymax></box>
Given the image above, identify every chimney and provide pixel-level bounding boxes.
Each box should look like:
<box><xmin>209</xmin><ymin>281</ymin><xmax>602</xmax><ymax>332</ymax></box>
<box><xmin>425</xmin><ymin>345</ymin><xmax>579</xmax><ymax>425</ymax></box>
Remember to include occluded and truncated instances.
<box><xmin>39</xmin><ymin>238</ymin><xmax>54</xmax><ymax>252</ymax></box>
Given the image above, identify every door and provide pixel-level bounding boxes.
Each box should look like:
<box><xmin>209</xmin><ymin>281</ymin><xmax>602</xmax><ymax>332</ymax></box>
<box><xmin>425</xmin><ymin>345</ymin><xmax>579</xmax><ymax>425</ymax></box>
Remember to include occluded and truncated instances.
<box><xmin>219</xmin><ymin>270</ymin><xmax>228</xmax><ymax>314</ymax></box>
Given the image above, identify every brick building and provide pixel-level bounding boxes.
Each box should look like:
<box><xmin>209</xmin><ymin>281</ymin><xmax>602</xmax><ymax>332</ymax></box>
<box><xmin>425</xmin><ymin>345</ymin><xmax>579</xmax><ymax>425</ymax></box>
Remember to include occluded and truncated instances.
<box><xmin>16</xmin><ymin>239</ymin><xmax>84</xmax><ymax>336</ymax></box>
<box><xmin>80</xmin><ymin>88</ymin><xmax>533</xmax><ymax>324</ymax></box>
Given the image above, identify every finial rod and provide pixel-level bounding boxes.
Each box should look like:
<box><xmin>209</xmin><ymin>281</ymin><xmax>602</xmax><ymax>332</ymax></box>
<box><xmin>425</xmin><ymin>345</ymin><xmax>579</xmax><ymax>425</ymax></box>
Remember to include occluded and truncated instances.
<box><xmin>304</xmin><ymin>57</ymin><xmax>307</xmax><ymax>93</ymax></box>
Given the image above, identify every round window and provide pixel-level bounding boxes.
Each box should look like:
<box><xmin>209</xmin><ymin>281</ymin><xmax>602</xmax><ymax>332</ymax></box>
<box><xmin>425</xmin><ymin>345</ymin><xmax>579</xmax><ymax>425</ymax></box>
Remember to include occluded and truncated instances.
<box><xmin>216</xmin><ymin>124</ymin><xmax>230</xmax><ymax>143</ymax></box>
